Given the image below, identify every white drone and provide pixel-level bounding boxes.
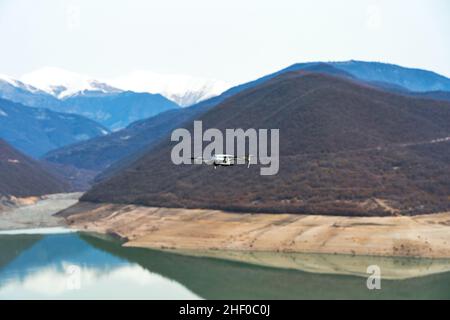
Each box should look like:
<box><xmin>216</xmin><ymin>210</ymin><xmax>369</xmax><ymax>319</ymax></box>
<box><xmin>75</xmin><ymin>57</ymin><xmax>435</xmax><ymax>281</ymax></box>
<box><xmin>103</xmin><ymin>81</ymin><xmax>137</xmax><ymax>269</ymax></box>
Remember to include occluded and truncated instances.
<box><xmin>191</xmin><ymin>154</ymin><xmax>253</xmax><ymax>168</ymax></box>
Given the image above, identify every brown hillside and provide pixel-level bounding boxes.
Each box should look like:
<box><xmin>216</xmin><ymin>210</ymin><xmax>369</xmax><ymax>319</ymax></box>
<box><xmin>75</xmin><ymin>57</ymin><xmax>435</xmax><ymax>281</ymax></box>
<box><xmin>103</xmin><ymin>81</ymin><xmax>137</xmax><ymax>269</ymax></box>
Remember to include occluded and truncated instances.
<box><xmin>0</xmin><ymin>139</ymin><xmax>69</xmax><ymax>197</ymax></box>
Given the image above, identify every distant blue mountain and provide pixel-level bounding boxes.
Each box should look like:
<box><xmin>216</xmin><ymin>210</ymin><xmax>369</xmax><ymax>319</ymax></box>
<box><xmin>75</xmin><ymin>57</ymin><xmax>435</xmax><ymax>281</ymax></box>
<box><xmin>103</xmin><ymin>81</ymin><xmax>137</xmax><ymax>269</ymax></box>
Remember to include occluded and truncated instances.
<box><xmin>0</xmin><ymin>98</ymin><xmax>109</xmax><ymax>157</ymax></box>
<box><xmin>0</xmin><ymin>77</ymin><xmax>59</xmax><ymax>109</ymax></box>
<box><xmin>193</xmin><ymin>61</ymin><xmax>450</xmax><ymax>110</ymax></box>
<box><xmin>330</xmin><ymin>60</ymin><xmax>450</xmax><ymax>92</ymax></box>
<box><xmin>59</xmin><ymin>91</ymin><xmax>180</xmax><ymax>131</ymax></box>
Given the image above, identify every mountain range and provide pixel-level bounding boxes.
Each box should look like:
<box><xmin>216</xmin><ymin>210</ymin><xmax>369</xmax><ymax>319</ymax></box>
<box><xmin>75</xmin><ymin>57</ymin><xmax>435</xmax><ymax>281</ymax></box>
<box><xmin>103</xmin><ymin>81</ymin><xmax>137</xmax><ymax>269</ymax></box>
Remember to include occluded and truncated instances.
<box><xmin>20</xmin><ymin>67</ymin><xmax>123</xmax><ymax>99</ymax></box>
<box><xmin>0</xmin><ymin>73</ymin><xmax>180</xmax><ymax>131</ymax></box>
<box><xmin>44</xmin><ymin>61</ymin><xmax>450</xmax><ymax>177</ymax></box>
<box><xmin>3</xmin><ymin>61</ymin><xmax>450</xmax><ymax>133</ymax></box>
<box><xmin>81</xmin><ymin>70</ymin><xmax>450</xmax><ymax>216</ymax></box>
<box><xmin>21</xmin><ymin>67</ymin><xmax>230</xmax><ymax>107</ymax></box>
<box><xmin>2</xmin><ymin>60</ymin><xmax>450</xmax><ymax>210</ymax></box>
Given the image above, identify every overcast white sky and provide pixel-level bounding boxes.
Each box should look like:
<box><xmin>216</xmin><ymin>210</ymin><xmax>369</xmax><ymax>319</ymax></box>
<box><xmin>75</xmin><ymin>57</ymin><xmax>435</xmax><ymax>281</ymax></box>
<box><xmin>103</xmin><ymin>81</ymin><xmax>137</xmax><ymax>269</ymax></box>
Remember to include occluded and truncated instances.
<box><xmin>0</xmin><ymin>0</ymin><xmax>449</xmax><ymax>84</ymax></box>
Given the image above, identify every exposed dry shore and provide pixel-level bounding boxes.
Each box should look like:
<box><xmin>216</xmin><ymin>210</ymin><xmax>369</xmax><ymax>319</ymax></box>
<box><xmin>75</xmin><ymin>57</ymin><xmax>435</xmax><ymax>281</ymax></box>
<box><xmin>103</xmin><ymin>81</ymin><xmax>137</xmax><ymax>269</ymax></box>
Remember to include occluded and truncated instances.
<box><xmin>59</xmin><ymin>202</ymin><xmax>450</xmax><ymax>259</ymax></box>
<box><xmin>0</xmin><ymin>193</ymin><xmax>82</xmax><ymax>230</ymax></box>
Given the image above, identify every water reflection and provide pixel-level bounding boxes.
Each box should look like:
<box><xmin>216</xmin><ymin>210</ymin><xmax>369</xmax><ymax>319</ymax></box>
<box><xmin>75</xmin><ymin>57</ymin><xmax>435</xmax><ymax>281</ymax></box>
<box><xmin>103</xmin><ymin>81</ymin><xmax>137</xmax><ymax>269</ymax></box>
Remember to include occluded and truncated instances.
<box><xmin>1</xmin><ymin>232</ymin><xmax>450</xmax><ymax>299</ymax></box>
<box><xmin>0</xmin><ymin>233</ymin><xmax>199</xmax><ymax>299</ymax></box>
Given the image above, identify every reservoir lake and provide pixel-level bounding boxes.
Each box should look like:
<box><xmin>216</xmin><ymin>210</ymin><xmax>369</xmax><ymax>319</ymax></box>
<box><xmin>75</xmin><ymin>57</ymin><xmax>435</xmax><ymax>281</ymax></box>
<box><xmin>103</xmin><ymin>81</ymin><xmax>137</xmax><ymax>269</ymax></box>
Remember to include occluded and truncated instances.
<box><xmin>1</xmin><ymin>230</ymin><xmax>450</xmax><ymax>299</ymax></box>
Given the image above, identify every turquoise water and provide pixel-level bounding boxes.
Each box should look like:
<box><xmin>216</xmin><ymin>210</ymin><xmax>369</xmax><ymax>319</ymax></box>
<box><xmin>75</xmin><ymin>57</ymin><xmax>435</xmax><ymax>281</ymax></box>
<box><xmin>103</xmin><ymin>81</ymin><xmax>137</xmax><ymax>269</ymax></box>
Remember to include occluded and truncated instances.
<box><xmin>1</xmin><ymin>231</ymin><xmax>450</xmax><ymax>299</ymax></box>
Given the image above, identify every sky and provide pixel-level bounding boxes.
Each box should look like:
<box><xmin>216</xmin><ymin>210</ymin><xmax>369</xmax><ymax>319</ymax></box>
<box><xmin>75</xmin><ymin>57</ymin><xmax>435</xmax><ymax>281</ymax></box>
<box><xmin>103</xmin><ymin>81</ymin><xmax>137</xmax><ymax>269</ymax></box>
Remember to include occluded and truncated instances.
<box><xmin>0</xmin><ymin>0</ymin><xmax>449</xmax><ymax>84</ymax></box>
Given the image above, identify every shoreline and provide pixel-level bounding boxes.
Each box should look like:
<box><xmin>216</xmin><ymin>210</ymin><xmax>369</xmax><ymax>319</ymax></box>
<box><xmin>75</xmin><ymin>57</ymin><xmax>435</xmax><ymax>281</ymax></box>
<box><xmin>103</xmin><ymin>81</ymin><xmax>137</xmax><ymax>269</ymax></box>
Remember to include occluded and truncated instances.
<box><xmin>149</xmin><ymin>248</ymin><xmax>450</xmax><ymax>280</ymax></box>
<box><xmin>58</xmin><ymin>201</ymin><xmax>450</xmax><ymax>259</ymax></box>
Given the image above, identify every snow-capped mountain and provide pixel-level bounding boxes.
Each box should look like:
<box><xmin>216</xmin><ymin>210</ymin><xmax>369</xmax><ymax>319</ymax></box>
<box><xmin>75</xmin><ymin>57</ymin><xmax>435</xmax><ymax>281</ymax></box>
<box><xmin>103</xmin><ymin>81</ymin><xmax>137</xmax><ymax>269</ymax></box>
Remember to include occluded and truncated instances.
<box><xmin>18</xmin><ymin>67</ymin><xmax>230</xmax><ymax>106</ymax></box>
<box><xmin>21</xmin><ymin>67</ymin><xmax>122</xmax><ymax>99</ymax></box>
<box><xmin>0</xmin><ymin>74</ymin><xmax>43</xmax><ymax>94</ymax></box>
<box><xmin>105</xmin><ymin>71</ymin><xmax>231</xmax><ymax>107</ymax></box>
<box><xmin>0</xmin><ymin>73</ymin><xmax>60</xmax><ymax>109</ymax></box>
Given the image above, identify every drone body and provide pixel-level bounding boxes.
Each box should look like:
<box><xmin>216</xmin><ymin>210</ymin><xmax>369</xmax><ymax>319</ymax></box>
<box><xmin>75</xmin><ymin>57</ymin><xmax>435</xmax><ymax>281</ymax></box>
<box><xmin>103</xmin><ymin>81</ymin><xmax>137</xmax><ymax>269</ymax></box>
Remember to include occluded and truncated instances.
<box><xmin>191</xmin><ymin>154</ymin><xmax>252</xmax><ymax>168</ymax></box>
